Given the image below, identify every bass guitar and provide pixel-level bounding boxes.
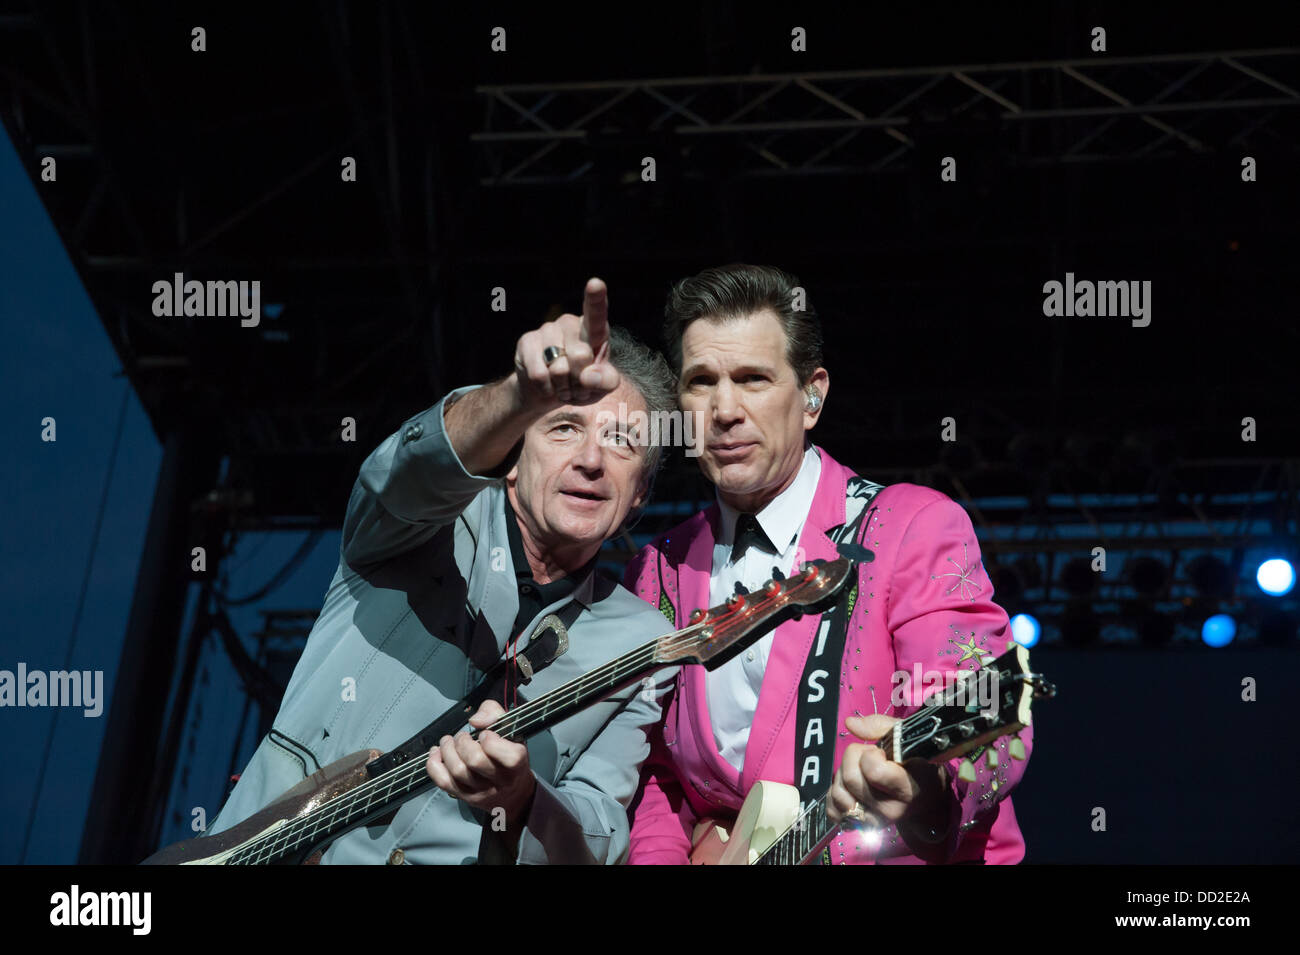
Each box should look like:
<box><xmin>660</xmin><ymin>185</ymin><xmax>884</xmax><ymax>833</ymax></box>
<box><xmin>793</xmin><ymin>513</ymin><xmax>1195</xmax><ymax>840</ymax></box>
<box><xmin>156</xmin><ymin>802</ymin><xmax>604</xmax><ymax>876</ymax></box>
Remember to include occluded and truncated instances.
<box><xmin>142</xmin><ymin>558</ymin><xmax>856</xmax><ymax>864</ymax></box>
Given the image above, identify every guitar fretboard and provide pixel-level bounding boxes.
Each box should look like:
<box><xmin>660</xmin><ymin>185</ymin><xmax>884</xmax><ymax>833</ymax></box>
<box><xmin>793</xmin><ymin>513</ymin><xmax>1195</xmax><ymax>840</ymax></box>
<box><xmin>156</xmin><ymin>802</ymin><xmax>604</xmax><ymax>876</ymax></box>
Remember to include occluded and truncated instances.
<box><xmin>226</xmin><ymin>638</ymin><xmax>673</xmax><ymax>864</ymax></box>
<box><xmin>753</xmin><ymin>791</ymin><xmax>835</xmax><ymax>866</ymax></box>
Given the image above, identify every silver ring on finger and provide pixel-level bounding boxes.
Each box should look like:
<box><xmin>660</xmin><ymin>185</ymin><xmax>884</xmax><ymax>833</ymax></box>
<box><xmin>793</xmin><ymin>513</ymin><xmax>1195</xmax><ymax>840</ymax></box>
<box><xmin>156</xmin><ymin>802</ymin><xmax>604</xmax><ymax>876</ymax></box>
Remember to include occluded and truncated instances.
<box><xmin>543</xmin><ymin>345</ymin><xmax>566</xmax><ymax>366</ymax></box>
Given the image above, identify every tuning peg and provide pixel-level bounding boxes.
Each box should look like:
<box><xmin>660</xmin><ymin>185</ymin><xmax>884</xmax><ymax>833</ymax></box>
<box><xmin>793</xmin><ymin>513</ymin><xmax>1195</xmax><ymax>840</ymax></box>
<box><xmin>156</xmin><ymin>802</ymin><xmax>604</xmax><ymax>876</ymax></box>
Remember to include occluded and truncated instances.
<box><xmin>957</xmin><ymin>759</ymin><xmax>976</xmax><ymax>783</ymax></box>
<box><xmin>726</xmin><ymin>593</ymin><xmax>745</xmax><ymax>611</ymax></box>
<box><xmin>689</xmin><ymin>608</ymin><xmax>706</xmax><ymax>623</ymax></box>
<box><xmin>1009</xmin><ymin>736</ymin><xmax>1027</xmax><ymax>761</ymax></box>
<box><xmin>986</xmin><ymin>749</ymin><xmax>999</xmax><ymax>769</ymax></box>
<box><xmin>764</xmin><ymin>579</ymin><xmax>781</xmax><ymax>596</ymax></box>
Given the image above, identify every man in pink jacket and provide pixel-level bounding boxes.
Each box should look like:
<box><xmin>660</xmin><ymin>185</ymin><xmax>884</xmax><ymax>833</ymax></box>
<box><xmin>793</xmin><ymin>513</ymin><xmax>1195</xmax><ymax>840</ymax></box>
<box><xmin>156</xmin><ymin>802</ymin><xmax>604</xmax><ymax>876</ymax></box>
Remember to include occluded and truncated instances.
<box><xmin>623</xmin><ymin>264</ymin><xmax>1033</xmax><ymax>864</ymax></box>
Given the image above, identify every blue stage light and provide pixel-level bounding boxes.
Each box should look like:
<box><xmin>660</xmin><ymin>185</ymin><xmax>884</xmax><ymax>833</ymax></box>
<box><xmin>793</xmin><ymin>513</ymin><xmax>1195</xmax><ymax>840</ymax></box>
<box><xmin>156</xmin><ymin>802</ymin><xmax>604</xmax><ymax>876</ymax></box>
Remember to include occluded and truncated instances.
<box><xmin>1201</xmin><ymin>614</ymin><xmax>1236</xmax><ymax>647</ymax></box>
<box><xmin>1256</xmin><ymin>558</ymin><xmax>1296</xmax><ymax>597</ymax></box>
<box><xmin>1010</xmin><ymin>613</ymin><xmax>1040</xmax><ymax>647</ymax></box>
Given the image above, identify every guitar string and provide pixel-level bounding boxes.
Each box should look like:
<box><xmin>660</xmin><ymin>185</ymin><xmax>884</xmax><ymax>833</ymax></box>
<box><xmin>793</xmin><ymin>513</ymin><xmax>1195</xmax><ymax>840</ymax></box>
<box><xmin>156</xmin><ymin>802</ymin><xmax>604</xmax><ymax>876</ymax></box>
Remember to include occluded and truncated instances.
<box><xmin>236</xmin><ymin>637</ymin><xmax>673</xmax><ymax>863</ymax></box>
<box><xmin>764</xmin><ymin>704</ymin><xmax>963</xmax><ymax>864</ymax></box>
<box><xmin>759</xmin><ymin>733</ymin><xmax>915</xmax><ymax>867</ymax></box>
<box><xmin>230</xmin><ymin>578</ymin><xmax>833</xmax><ymax>863</ymax></box>
<box><xmin>756</xmin><ymin>661</ymin><xmax>1020</xmax><ymax>865</ymax></box>
<box><xmin>233</xmin><ymin>590</ymin><xmax>795</xmax><ymax>864</ymax></box>
<box><xmin>253</xmin><ymin>571</ymin><xmax>885</xmax><ymax>866</ymax></box>
<box><xmin>249</xmin><ymin>600</ymin><xmax>957</xmax><ymax>867</ymax></box>
<box><xmin>255</xmin><ymin>639</ymin><xmax>1009</xmax><ymax>866</ymax></box>
<box><xmin>247</xmin><ymin>633</ymin><xmax>998</xmax><ymax>866</ymax></box>
<box><xmin>255</xmin><ymin>584</ymin><xmax>816</xmax><ymax>862</ymax></box>
<box><xmin>233</xmin><ymin>637</ymin><xmax>672</xmax><ymax>863</ymax></box>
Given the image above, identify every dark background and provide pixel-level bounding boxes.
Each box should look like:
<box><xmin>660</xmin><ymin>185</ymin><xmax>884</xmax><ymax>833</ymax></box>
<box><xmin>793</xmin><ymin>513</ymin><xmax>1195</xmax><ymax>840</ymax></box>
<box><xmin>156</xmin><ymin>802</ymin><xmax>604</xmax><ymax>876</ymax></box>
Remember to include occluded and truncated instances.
<box><xmin>1</xmin><ymin>1</ymin><xmax>1296</xmax><ymax>864</ymax></box>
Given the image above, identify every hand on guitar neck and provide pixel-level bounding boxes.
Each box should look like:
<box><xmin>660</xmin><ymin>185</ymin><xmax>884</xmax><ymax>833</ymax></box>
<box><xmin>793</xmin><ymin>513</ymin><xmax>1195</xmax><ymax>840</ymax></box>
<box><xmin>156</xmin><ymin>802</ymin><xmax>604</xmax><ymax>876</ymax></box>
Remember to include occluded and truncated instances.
<box><xmin>425</xmin><ymin>699</ymin><xmax>538</xmax><ymax>834</ymax></box>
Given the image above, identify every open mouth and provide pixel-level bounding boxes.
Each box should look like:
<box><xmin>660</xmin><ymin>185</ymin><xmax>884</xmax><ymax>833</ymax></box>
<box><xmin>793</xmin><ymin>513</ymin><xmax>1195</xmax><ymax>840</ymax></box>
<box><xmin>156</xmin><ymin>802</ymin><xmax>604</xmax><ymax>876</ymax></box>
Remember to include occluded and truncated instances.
<box><xmin>561</xmin><ymin>490</ymin><xmax>607</xmax><ymax>502</ymax></box>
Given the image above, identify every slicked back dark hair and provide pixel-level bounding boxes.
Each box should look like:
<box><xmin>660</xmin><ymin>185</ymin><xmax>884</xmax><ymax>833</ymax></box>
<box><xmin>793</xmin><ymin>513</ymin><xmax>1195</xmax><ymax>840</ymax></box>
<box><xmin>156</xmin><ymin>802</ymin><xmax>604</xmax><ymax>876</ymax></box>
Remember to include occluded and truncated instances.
<box><xmin>662</xmin><ymin>263</ymin><xmax>824</xmax><ymax>386</ymax></box>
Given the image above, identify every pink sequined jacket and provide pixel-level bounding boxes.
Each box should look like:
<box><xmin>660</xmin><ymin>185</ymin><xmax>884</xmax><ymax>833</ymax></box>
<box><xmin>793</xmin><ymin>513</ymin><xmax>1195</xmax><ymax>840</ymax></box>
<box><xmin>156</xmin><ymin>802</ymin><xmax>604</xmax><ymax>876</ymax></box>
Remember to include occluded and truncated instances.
<box><xmin>622</xmin><ymin>447</ymin><xmax>1033</xmax><ymax>864</ymax></box>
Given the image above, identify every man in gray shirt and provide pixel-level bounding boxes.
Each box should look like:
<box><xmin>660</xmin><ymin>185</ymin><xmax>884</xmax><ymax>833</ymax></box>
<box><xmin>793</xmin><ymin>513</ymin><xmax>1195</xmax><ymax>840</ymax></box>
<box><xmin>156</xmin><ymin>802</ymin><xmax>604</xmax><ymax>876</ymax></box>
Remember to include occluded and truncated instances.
<box><xmin>205</xmin><ymin>278</ymin><xmax>680</xmax><ymax>864</ymax></box>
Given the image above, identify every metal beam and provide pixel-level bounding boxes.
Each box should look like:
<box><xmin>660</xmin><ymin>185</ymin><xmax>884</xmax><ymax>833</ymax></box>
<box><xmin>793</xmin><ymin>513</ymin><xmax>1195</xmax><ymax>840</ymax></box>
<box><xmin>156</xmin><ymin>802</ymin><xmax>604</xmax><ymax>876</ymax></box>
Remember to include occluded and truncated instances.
<box><xmin>473</xmin><ymin>48</ymin><xmax>1300</xmax><ymax>182</ymax></box>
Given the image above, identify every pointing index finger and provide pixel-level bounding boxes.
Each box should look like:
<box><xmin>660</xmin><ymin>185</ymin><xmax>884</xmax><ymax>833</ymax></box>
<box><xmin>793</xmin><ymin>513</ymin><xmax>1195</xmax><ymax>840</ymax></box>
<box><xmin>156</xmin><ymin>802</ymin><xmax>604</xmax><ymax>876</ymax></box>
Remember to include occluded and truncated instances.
<box><xmin>581</xmin><ymin>277</ymin><xmax>609</xmax><ymax>356</ymax></box>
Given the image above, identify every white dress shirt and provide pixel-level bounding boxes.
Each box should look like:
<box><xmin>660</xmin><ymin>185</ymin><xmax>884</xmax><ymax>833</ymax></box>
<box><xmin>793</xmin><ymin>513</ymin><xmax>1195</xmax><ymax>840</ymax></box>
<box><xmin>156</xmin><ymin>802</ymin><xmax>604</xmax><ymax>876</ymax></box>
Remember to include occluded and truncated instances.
<box><xmin>705</xmin><ymin>444</ymin><xmax>822</xmax><ymax>771</ymax></box>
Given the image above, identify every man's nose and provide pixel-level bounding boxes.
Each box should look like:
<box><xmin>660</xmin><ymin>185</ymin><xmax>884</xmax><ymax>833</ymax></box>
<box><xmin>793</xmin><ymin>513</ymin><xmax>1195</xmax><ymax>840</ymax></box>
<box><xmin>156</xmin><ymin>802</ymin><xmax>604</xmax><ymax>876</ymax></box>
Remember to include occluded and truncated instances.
<box><xmin>572</xmin><ymin>429</ymin><xmax>605</xmax><ymax>472</ymax></box>
<box><xmin>712</xmin><ymin>380</ymin><xmax>743</xmax><ymax>425</ymax></box>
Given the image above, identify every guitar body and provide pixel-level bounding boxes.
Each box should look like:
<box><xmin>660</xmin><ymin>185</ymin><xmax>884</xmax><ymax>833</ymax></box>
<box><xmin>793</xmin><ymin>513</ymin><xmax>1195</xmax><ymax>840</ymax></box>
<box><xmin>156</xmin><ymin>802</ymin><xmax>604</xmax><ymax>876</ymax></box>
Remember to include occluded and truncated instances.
<box><xmin>689</xmin><ymin>780</ymin><xmax>802</xmax><ymax>865</ymax></box>
<box><xmin>140</xmin><ymin>749</ymin><xmax>381</xmax><ymax>865</ymax></box>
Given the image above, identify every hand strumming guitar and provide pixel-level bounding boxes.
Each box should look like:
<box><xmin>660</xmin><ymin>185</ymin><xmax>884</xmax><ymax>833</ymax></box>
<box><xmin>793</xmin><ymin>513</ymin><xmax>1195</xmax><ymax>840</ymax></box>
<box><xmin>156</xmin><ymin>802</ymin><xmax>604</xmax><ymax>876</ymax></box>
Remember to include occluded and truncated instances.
<box><xmin>826</xmin><ymin>713</ymin><xmax>954</xmax><ymax>846</ymax></box>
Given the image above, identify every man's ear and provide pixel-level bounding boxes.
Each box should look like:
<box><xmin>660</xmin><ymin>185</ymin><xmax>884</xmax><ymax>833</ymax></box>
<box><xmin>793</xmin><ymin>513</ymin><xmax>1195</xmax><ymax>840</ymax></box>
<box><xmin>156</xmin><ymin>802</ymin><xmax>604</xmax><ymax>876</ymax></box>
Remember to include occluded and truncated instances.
<box><xmin>804</xmin><ymin>367</ymin><xmax>829</xmax><ymax>430</ymax></box>
<box><xmin>619</xmin><ymin>472</ymin><xmax>653</xmax><ymax>534</ymax></box>
<box><xmin>631</xmin><ymin>473</ymin><xmax>650</xmax><ymax>512</ymax></box>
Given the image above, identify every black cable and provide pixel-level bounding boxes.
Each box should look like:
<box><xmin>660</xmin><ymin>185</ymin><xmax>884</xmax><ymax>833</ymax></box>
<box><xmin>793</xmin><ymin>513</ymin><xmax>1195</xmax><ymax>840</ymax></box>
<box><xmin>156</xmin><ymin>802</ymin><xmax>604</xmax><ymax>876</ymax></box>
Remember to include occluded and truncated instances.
<box><xmin>210</xmin><ymin>606</ymin><xmax>286</xmax><ymax>711</ymax></box>
<box><xmin>214</xmin><ymin>530</ymin><xmax>322</xmax><ymax>606</ymax></box>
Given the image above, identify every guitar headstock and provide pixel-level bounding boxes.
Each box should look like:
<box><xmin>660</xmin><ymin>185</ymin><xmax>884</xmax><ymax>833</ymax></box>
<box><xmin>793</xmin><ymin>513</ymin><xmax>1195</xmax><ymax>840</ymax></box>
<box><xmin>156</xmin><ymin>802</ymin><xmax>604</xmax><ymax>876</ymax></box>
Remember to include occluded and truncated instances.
<box><xmin>654</xmin><ymin>557</ymin><xmax>856</xmax><ymax>669</ymax></box>
<box><xmin>888</xmin><ymin>643</ymin><xmax>1055</xmax><ymax>769</ymax></box>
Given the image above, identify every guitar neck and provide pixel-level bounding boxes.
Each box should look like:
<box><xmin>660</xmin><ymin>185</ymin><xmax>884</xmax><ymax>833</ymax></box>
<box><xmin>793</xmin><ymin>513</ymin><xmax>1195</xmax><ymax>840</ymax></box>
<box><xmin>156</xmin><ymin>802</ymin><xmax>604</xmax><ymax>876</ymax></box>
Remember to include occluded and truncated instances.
<box><xmin>752</xmin><ymin>790</ymin><xmax>836</xmax><ymax>866</ymax></box>
<box><xmin>228</xmin><ymin>637</ymin><xmax>672</xmax><ymax>864</ymax></box>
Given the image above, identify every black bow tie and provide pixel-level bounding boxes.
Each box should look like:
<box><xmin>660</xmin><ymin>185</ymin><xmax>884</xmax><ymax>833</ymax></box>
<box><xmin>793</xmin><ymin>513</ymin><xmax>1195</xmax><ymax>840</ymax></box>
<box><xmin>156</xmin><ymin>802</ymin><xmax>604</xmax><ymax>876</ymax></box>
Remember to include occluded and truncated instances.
<box><xmin>731</xmin><ymin>513</ymin><xmax>777</xmax><ymax>564</ymax></box>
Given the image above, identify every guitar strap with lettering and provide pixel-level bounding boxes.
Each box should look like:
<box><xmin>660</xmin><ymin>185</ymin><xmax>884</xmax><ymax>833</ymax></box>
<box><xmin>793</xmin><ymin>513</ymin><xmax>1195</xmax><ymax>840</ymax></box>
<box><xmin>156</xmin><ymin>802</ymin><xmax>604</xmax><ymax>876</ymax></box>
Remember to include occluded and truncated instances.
<box><xmin>793</xmin><ymin>476</ymin><xmax>885</xmax><ymax>808</ymax></box>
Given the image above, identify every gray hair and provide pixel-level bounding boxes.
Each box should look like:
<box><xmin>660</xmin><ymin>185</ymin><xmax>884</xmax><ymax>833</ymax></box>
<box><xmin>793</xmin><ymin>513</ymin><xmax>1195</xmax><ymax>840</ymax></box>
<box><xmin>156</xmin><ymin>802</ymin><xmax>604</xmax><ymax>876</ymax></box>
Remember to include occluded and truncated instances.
<box><xmin>662</xmin><ymin>263</ymin><xmax>824</xmax><ymax>386</ymax></box>
<box><xmin>606</xmin><ymin>325</ymin><xmax>677</xmax><ymax>482</ymax></box>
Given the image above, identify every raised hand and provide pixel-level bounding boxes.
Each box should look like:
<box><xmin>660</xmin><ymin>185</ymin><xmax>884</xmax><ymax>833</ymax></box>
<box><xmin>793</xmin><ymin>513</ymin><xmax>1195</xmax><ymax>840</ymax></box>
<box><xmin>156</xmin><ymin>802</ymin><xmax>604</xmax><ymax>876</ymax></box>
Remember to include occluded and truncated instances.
<box><xmin>513</xmin><ymin>277</ymin><xmax>621</xmax><ymax>407</ymax></box>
